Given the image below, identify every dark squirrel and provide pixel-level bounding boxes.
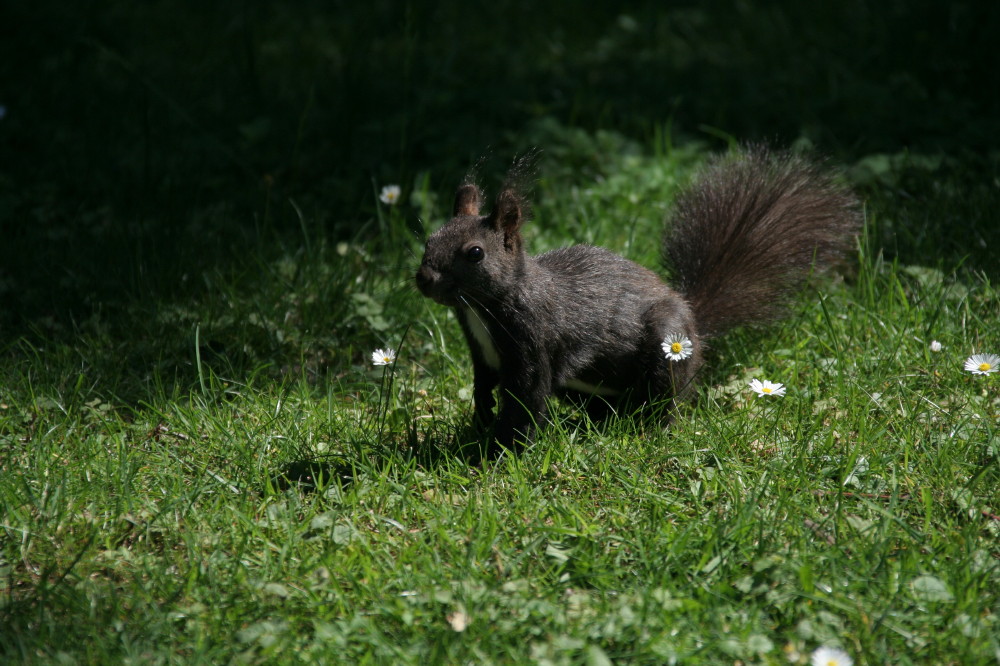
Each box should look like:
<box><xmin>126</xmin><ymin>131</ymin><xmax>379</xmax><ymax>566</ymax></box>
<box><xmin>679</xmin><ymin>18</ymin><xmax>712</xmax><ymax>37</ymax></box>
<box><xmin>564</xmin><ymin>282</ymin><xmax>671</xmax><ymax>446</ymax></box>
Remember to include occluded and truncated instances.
<box><xmin>415</xmin><ymin>146</ymin><xmax>861</xmax><ymax>456</ymax></box>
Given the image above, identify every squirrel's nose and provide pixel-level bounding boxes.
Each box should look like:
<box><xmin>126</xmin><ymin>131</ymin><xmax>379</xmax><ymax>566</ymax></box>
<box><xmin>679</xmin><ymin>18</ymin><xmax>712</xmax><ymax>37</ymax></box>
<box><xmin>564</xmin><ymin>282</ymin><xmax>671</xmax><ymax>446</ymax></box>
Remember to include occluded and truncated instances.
<box><xmin>415</xmin><ymin>264</ymin><xmax>437</xmax><ymax>293</ymax></box>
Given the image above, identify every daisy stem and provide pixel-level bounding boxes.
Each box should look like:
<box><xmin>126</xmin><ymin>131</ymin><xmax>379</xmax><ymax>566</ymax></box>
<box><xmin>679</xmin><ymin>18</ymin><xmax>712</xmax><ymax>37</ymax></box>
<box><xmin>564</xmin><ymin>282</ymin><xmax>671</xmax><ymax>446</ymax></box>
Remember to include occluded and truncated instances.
<box><xmin>374</xmin><ymin>326</ymin><xmax>412</xmax><ymax>442</ymax></box>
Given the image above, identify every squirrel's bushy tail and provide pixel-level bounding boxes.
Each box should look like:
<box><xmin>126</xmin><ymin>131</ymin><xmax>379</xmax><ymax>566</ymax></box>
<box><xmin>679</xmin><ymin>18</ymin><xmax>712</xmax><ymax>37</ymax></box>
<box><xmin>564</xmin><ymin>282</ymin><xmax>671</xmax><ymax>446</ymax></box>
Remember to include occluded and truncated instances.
<box><xmin>663</xmin><ymin>145</ymin><xmax>861</xmax><ymax>339</ymax></box>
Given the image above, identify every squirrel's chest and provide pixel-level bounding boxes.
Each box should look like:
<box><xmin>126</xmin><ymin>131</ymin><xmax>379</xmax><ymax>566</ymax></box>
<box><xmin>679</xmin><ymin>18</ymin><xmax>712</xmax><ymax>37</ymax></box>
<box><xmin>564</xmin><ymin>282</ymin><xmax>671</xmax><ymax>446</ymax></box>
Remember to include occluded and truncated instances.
<box><xmin>459</xmin><ymin>308</ymin><xmax>502</xmax><ymax>370</ymax></box>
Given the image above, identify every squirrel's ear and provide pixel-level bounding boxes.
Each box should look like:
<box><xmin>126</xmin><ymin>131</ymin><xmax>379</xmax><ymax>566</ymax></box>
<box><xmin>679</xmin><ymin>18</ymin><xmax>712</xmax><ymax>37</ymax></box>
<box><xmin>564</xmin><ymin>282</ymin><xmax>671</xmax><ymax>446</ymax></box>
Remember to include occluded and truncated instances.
<box><xmin>453</xmin><ymin>184</ymin><xmax>482</xmax><ymax>217</ymax></box>
<box><xmin>489</xmin><ymin>189</ymin><xmax>523</xmax><ymax>235</ymax></box>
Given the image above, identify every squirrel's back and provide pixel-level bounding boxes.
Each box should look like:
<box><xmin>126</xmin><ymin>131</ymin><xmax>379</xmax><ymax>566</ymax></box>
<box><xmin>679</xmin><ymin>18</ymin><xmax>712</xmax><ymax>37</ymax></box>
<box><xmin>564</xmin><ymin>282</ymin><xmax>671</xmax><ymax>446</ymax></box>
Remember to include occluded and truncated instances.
<box><xmin>663</xmin><ymin>146</ymin><xmax>860</xmax><ymax>339</ymax></box>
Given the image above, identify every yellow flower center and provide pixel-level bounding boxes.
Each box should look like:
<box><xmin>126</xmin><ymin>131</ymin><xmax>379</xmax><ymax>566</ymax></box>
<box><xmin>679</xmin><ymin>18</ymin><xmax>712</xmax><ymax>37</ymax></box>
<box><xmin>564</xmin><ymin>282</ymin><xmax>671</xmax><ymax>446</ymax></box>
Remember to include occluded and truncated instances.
<box><xmin>671</xmin><ymin>342</ymin><xmax>683</xmax><ymax>353</ymax></box>
<box><xmin>762</xmin><ymin>386</ymin><xmax>772</xmax><ymax>393</ymax></box>
<box><xmin>980</xmin><ymin>362</ymin><xmax>992</xmax><ymax>372</ymax></box>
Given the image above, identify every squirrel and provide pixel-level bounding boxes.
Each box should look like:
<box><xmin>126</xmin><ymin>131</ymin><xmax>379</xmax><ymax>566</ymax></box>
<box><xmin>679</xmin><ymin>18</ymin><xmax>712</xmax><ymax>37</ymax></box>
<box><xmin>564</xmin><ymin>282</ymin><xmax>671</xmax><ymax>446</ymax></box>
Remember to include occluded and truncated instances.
<box><xmin>415</xmin><ymin>145</ymin><xmax>861</xmax><ymax>457</ymax></box>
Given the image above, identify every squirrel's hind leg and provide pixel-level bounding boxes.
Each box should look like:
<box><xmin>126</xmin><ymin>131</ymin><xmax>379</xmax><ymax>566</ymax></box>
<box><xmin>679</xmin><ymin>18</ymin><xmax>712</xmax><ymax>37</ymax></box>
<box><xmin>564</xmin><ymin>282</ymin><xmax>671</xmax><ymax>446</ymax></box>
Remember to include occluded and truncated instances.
<box><xmin>641</xmin><ymin>297</ymin><xmax>703</xmax><ymax>406</ymax></box>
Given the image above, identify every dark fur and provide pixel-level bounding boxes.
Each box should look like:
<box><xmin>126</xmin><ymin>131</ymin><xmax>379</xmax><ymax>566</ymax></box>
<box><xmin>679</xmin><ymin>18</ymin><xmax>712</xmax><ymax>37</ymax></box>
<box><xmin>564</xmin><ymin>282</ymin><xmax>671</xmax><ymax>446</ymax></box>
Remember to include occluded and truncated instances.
<box><xmin>416</xmin><ymin>146</ymin><xmax>860</xmax><ymax>456</ymax></box>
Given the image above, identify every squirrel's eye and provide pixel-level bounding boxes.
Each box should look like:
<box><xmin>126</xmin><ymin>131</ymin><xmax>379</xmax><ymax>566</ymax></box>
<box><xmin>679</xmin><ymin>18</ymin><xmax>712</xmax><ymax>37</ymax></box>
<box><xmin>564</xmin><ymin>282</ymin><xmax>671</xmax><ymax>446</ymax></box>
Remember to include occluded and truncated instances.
<box><xmin>465</xmin><ymin>246</ymin><xmax>484</xmax><ymax>263</ymax></box>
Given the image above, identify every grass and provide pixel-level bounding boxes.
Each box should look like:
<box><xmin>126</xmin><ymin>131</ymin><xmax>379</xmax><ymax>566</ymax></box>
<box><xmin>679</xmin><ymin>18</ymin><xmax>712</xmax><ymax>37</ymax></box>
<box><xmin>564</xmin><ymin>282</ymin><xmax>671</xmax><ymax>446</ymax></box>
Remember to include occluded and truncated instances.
<box><xmin>2</xmin><ymin>2</ymin><xmax>1000</xmax><ymax>664</ymax></box>
<box><xmin>2</xmin><ymin>139</ymin><xmax>999</xmax><ymax>664</ymax></box>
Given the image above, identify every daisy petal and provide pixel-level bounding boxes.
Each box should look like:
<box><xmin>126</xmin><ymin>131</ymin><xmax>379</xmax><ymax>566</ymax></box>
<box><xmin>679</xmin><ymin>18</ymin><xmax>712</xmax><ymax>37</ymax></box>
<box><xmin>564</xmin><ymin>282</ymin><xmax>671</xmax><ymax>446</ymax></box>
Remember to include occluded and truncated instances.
<box><xmin>379</xmin><ymin>184</ymin><xmax>401</xmax><ymax>205</ymax></box>
<box><xmin>964</xmin><ymin>353</ymin><xmax>999</xmax><ymax>375</ymax></box>
<box><xmin>810</xmin><ymin>646</ymin><xmax>853</xmax><ymax>666</ymax></box>
<box><xmin>661</xmin><ymin>332</ymin><xmax>693</xmax><ymax>362</ymax></box>
<box><xmin>371</xmin><ymin>348</ymin><xmax>397</xmax><ymax>366</ymax></box>
<box><xmin>749</xmin><ymin>378</ymin><xmax>786</xmax><ymax>397</ymax></box>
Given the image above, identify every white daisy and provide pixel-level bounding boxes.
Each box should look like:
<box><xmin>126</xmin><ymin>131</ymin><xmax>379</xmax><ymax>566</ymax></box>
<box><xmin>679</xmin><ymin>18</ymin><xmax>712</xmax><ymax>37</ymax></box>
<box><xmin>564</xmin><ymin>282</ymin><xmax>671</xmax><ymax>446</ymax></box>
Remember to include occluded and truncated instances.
<box><xmin>661</xmin><ymin>333</ymin><xmax>693</xmax><ymax>361</ymax></box>
<box><xmin>749</xmin><ymin>378</ymin><xmax>786</xmax><ymax>397</ymax></box>
<box><xmin>810</xmin><ymin>646</ymin><xmax>853</xmax><ymax>666</ymax></box>
<box><xmin>929</xmin><ymin>340</ymin><xmax>942</xmax><ymax>353</ymax></box>
<box><xmin>964</xmin><ymin>353</ymin><xmax>999</xmax><ymax>375</ymax></box>
<box><xmin>371</xmin><ymin>348</ymin><xmax>397</xmax><ymax>366</ymax></box>
<box><xmin>379</xmin><ymin>184</ymin><xmax>401</xmax><ymax>205</ymax></box>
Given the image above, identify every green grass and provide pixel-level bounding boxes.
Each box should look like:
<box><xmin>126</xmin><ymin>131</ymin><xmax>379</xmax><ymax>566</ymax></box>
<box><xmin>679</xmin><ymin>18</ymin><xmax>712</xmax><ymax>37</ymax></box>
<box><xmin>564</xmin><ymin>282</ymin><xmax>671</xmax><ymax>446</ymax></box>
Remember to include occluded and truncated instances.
<box><xmin>2</xmin><ymin>139</ymin><xmax>999</xmax><ymax>664</ymax></box>
<box><xmin>3</xmin><ymin>2</ymin><xmax>1000</xmax><ymax>663</ymax></box>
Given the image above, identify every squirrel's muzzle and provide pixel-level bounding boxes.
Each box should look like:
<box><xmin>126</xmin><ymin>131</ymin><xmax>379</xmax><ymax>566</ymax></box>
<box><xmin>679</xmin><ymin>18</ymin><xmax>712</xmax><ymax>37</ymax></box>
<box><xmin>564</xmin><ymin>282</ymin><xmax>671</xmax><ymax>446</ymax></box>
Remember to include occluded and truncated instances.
<box><xmin>415</xmin><ymin>263</ymin><xmax>435</xmax><ymax>294</ymax></box>
<box><xmin>415</xmin><ymin>263</ymin><xmax>457</xmax><ymax>306</ymax></box>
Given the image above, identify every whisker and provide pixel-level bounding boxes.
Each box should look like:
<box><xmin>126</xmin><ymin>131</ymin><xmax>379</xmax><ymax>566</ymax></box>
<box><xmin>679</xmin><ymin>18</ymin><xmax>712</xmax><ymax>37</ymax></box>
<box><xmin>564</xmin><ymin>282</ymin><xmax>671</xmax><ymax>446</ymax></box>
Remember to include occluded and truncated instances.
<box><xmin>460</xmin><ymin>293</ymin><xmax>519</xmax><ymax>349</ymax></box>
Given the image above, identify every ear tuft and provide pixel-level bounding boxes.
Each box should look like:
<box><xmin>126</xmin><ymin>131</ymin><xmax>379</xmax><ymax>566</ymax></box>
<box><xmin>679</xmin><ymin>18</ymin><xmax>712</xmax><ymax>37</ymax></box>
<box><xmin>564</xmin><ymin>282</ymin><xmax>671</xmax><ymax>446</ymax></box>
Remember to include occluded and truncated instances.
<box><xmin>453</xmin><ymin>184</ymin><xmax>482</xmax><ymax>217</ymax></box>
<box><xmin>490</xmin><ymin>189</ymin><xmax>523</xmax><ymax>234</ymax></box>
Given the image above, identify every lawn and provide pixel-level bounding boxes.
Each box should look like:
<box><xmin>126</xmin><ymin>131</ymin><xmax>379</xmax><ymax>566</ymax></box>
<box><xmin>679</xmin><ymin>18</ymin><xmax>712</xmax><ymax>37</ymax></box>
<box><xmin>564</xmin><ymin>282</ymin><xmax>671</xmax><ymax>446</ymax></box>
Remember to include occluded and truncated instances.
<box><xmin>2</xmin><ymin>2</ymin><xmax>998</xmax><ymax>664</ymax></box>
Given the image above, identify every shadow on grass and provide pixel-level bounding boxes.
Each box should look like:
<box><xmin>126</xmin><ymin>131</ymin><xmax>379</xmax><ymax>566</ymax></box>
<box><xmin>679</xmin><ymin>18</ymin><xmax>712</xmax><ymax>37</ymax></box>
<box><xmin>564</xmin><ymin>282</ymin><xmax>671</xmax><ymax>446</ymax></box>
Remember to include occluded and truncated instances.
<box><xmin>2</xmin><ymin>0</ymin><xmax>998</xmax><ymax>339</ymax></box>
<box><xmin>268</xmin><ymin>422</ymin><xmax>497</xmax><ymax>495</ymax></box>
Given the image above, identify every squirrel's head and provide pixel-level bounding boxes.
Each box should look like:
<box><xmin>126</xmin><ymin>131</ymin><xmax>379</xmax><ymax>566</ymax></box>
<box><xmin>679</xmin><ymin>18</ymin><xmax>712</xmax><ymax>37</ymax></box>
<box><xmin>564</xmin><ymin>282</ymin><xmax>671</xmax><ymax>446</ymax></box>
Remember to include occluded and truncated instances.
<box><xmin>415</xmin><ymin>183</ymin><xmax>528</xmax><ymax>308</ymax></box>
